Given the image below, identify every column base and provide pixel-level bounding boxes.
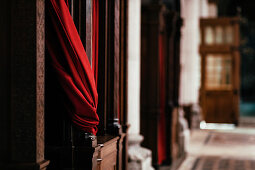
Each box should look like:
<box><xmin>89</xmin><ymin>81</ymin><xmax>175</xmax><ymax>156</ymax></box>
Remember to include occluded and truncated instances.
<box><xmin>7</xmin><ymin>160</ymin><xmax>50</xmax><ymax>170</ymax></box>
<box><xmin>178</xmin><ymin>107</ymin><xmax>190</xmax><ymax>156</ymax></box>
<box><xmin>128</xmin><ymin>134</ymin><xmax>154</xmax><ymax>170</ymax></box>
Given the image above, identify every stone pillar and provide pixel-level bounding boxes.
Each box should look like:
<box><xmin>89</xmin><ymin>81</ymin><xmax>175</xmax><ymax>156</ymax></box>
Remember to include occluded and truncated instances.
<box><xmin>179</xmin><ymin>0</ymin><xmax>210</xmax><ymax>129</ymax></box>
<box><xmin>199</xmin><ymin>0</ymin><xmax>209</xmax><ymax>18</ymax></box>
<box><xmin>208</xmin><ymin>2</ymin><xmax>218</xmax><ymax>17</ymax></box>
<box><xmin>179</xmin><ymin>0</ymin><xmax>201</xmax><ymax>105</ymax></box>
<box><xmin>179</xmin><ymin>0</ymin><xmax>213</xmax><ymax>105</ymax></box>
<box><xmin>127</xmin><ymin>0</ymin><xmax>154</xmax><ymax>169</ymax></box>
<box><xmin>6</xmin><ymin>0</ymin><xmax>49</xmax><ymax>169</ymax></box>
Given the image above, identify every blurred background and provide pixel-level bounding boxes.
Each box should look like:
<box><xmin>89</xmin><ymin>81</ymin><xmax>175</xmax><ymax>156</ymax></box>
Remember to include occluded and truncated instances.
<box><xmin>1</xmin><ymin>0</ymin><xmax>255</xmax><ymax>170</ymax></box>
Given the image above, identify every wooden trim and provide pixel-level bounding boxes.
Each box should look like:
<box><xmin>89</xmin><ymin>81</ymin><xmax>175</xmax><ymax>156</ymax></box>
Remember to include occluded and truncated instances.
<box><xmin>114</xmin><ymin>0</ymin><xmax>120</xmax><ymax>120</ymax></box>
<box><xmin>119</xmin><ymin>0</ymin><xmax>128</xmax><ymax>126</ymax></box>
<box><xmin>7</xmin><ymin>160</ymin><xmax>50</xmax><ymax>170</ymax></box>
<box><xmin>200</xmin><ymin>45</ymin><xmax>239</xmax><ymax>53</ymax></box>
<box><xmin>86</xmin><ymin>0</ymin><xmax>93</xmax><ymax>65</ymax></box>
<box><xmin>200</xmin><ymin>17</ymin><xmax>240</xmax><ymax>26</ymax></box>
<box><xmin>106</xmin><ymin>0</ymin><xmax>122</xmax><ymax>135</ymax></box>
<box><xmin>106</xmin><ymin>0</ymin><xmax>114</xmax><ymax>124</ymax></box>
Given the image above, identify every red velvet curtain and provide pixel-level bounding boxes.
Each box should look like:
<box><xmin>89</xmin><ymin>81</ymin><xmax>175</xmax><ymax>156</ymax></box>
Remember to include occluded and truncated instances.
<box><xmin>46</xmin><ymin>0</ymin><xmax>99</xmax><ymax>135</ymax></box>
<box><xmin>157</xmin><ymin>34</ymin><xmax>167</xmax><ymax>164</ymax></box>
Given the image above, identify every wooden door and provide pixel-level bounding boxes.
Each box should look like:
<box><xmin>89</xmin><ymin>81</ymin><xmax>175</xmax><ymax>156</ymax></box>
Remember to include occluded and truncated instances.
<box><xmin>200</xmin><ymin>18</ymin><xmax>240</xmax><ymax>124</ymax></box>
<box><xmin>201</xmin><ymin>52</ymin><xmax>240</xmax><ymax>123</ymax></box>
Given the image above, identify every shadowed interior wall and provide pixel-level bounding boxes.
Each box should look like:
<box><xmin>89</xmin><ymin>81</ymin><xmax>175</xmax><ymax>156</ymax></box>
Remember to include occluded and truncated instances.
<box><xmin>218</xmin><ymin>0</ymin><xmax>255</xmax><ymax>116</ymax></box>
<box><xmin>0</xmin><ymin>0</ymin><xmax>11</xmax><ymax>168</ymax></box>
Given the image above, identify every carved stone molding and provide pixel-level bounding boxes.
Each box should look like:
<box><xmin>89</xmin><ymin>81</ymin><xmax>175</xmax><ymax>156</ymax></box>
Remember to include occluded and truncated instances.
<box><xmin>128</xmin><ymin>134</ymin><xmax>154</xmax><ymax>170</ymax></box>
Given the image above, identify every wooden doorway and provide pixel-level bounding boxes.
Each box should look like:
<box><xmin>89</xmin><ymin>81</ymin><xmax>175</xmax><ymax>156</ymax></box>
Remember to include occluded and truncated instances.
<box><xmin>200</xmin><ymin>18</ymin><xmax>240</xmax><ymax>124</ymax></box>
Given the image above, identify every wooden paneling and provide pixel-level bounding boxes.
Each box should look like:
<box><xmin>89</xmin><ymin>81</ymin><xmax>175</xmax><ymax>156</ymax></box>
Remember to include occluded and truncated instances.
<box><xmin>204</xmin><ymin>91</ymin><xmax>236</xmax><ymax>123</ymax></box>
<box><xmin>97</xmin><ymin>136</ymin><xmax>119</xmax><ymax>170</ymax></box>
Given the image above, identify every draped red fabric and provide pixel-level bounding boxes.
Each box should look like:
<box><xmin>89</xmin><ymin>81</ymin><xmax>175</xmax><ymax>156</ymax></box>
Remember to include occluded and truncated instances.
<box><xmin>46</xmin><ymin>0</ymin><xmax>99</xmax><ymax>135</ymax></box>
<box><xmin>157</xmin><ymin>34</ymin><xmax>167</xmax><ymax>164</ymax></box>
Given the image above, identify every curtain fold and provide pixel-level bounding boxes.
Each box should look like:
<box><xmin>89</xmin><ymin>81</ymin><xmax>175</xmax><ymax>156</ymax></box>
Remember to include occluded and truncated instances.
<box><xmin>46</xmin><ymin>0</ymin><xmax>99</xmax><ymax>135</ymax></box>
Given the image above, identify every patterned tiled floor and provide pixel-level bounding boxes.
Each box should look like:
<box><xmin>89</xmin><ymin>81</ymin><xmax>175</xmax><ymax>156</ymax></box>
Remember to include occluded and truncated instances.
<box><xmin>207</xmin><ymin>132</ymin><xmax>255</xmax><ymax>145</ymax></box>
<box><xmin>178</xmin><ymin>127</ymin><xmax>255</xmax><ymax>170</ymax></box>
<box><xmin>191</xmin><ymin>156</ymin><xmax>255</xmax><ymax>170</ymax></box>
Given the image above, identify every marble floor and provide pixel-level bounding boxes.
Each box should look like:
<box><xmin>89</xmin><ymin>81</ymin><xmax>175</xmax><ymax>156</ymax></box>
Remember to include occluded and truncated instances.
<box><xmin>178</xmin><ymin>126</ymin><xmax>255</xmax><ymax>170</ymax></box>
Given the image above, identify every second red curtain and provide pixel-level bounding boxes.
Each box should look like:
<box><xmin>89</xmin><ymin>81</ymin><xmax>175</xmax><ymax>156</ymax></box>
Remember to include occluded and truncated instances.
<box><xmin>158</xmin><ymin>34</ymin><xmax>167</xmax><ymax>164</ymax></box>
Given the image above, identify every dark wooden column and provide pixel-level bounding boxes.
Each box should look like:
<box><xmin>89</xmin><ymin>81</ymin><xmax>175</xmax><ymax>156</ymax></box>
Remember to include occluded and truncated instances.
<box><xmin>105</xmin><ymin>1</ymin><xmax>128</xmax><ymax>170</ymax></box>
<box><xmin>120</xmin><ymin>0</ymin><xmax>129</xmax><ymax>128</ymax></box>
<box><xmin>141</xmin><ymin>3</ymin><xmax>183</xmax><ymax>167</ymax></box>
<box><xmin>119</xmin><ymin>1</ymin><xmax>129</xmax><ymax>169</ymax></box>
<box><xmin>106</xmin><ymin>0</ymin><xmax>122</xmax><ymax>135</ymax></box>
<box><xmin>97</xmin><ymin>0</ymin><xmax>108</xmax><ymax>135</ymax></box>
<box><xmin>4</xmin><ymin>0</ymin><xmax>49</xmax><ymax>169</ymax></box>
<box><xmin>141</xmin><ymin>4</ymin><xmax>162</xmax><ymax>166</ymax></box>
<box><xmin>164</xmin><ymin>11</ymin><xmax>175</xmax><ymax>164</ymax></box>
<box><xmin>165</xmin><ymin>11</ymin><xmax>183</xmax><ymax>167</ymax></box>
<box><xmin>0</xmin><ymin>0</ymin><xmax>11</xmax><ymax>169</ymax></box>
